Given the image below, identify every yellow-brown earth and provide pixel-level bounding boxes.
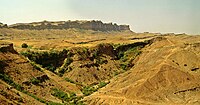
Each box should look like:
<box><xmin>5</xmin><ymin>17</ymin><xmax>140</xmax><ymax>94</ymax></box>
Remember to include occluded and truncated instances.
<box><xmin>0</xmin><ymin>27</ymin><xmax>200</xmax><ymax>105</ymax></box>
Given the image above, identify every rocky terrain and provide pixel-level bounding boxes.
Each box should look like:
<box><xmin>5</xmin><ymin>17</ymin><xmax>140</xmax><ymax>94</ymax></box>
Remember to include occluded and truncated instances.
<box><xmin>0</xmin><ymin>21</ymin><xmax>200</xmax><ymax>105</ymax></box>
<box><xmin>8</xmin><ymin>20</ymin><xmax>130</xmax><ymax>31</ymax></box>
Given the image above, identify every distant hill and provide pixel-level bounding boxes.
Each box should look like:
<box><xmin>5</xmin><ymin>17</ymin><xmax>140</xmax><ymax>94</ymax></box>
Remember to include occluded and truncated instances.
<box><xmin>8</xmin><ymin>20</ymin><xmax>131</xmax><ymax>31</ymax></box>
<box><xmin>0</xmin><ymin>22</ymin><xmax>8</xmax><ymax>28</ymax></box>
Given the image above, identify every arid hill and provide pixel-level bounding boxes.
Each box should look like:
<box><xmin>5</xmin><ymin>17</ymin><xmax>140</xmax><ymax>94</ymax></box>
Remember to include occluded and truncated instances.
<box><xmin>0</xmin><ymin>23</ymin><xmax>200</xmax><ymax>105</ymax></box>
<box><xmin>84</xmin><ymin>35</ymin><xmax>200</xmax><ymax>105</ymax></box>
<box><xmin>8</xmin><ymin>20</ymin><xmax>130</xmax><ymax>31</ymax></box>
<box><xmin>0</xmin><ymin>41</ymin><xmax>83</xmax><ymax>104</ymax></box>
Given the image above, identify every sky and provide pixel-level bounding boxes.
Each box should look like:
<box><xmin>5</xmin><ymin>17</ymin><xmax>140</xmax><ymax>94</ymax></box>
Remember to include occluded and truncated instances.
<box><xmin>0</xmin><ymin>0</ymin><xmax>200</xmax><ymax>34</ymax></box>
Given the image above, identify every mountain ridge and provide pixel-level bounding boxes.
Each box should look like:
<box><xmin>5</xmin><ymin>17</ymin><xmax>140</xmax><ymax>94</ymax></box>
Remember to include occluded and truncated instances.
<box><xmin>1</xmin><ymin>20</ymin><xmax>131</xmax><ymax>31</ymax></box>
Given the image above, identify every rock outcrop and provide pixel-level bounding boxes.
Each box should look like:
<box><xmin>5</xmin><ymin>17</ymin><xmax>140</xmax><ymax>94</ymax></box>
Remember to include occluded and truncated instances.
<box><xmin>9</xmin><ymin>20</ymin><xmax>130</xmax><ymax>31</ymax></box>
<box><xmin>0</xmin><ymin>22</ymin><xmax>8</xmax><ymax>28</ymax></box>
<box><xmin>0</xmin><ymin>41</ymin><xmax>17</xmax><ymax>53</ymax></box>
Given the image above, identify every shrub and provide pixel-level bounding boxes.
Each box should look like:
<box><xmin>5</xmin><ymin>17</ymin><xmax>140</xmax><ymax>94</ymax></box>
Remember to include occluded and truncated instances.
<box><xmin>30</xmin><ymin>62</ymin><xmax>42</xmax><ymax>71</ymax></box>
<box><xmin>51</xmin><ymin>88</ymin><xmax>84</xmax><ymax>104</ymax></box>
<box><xmin>81</xmin><ymin>86</ymin><xmax>97</xmax><ymax>96</ymax></box>
<box><xmin>58</xmin><ymin>57</ymin><xmax>73</xmax><ymax>75</ymax></box>
<box><xmin>81</xmin><ymin>81</ymin><xmax>109</xmax><ymax>96</ymax></box>
<box><xmin>66</xmin><ymin>57</ymin><xmax>73</xmax><ymax>65</ymax></box>
<box><xmin>65</xmin><ymin>78</ymin><xmax>75</xmax><ymax>84</ymax></box>
<box><xmin>113</xmin><ymin>71</ymin><xmax>119</xmax><ymax>76</ymax></box>
<box><xmin>64</xmin><ymin>78</ymin><xmax>82</xmax><ymax>86</ymax></box>
<box><xmin>98</xmin><ymin>81</ymin><xmax>108</xmax><ymax>88</ymax></box>
<box><xmin>21</xmin><ymin>43</ymin><xmax>28</xmax><ymax>48</ymax></box>
<box><xmin>117</xmin><ymin>51</ymin><xmax>124</xmax><ymax>59</ymax></box>
<box><xmin>30</xmin><ymin>77</ymin><xmax>40</xmax><ymax>85</ymax></box>
<box><xmin>47</xmin><ymin>102</ymin><xmax>63</xmax><ymax>105</ymax></box>
<box><xmin>92</xmin><ymin>50</ymin><xmax>99</xmax><ymax>59</ymax></box>
<box><xmin>120</xmin><ymin>63</ymin><xmax>127</xmax><ymax>70</ymax></box>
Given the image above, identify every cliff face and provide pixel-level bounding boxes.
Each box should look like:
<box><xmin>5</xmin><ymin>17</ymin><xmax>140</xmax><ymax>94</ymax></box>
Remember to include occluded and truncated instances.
<box><xmin>9</xmin><ymin>20</ymin><xmax>130</xmax><ymax>31</ymax></box>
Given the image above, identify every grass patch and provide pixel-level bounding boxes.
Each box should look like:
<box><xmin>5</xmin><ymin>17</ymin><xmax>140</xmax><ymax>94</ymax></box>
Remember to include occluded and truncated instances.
<box><xmin>81</xmin><ymin>81</ymin><xmax>109</xmax><ymax>96</ymax></box>
<box><xmin>51</xmin><ymin>88</ymin><xmax>84</xmax><ymax>105</ymax></box>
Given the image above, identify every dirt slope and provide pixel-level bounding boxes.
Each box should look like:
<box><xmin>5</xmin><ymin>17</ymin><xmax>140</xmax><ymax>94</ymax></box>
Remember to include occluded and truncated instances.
<box><xmin>0</xmin><ymin>41</ymin><xmax>81</xmax><ymax>104</ymax></box>
<box><xmin>84</xmin><ymin>35</ymin><xmax>200</xmax><ymax>105</ymax></box>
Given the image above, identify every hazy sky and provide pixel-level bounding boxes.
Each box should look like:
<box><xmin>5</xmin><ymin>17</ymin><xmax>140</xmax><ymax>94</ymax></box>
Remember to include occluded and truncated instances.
<box><xmin>0</xmin><ymin>0</ymin><xmax>200</xmax><ymax>34</ymax></box>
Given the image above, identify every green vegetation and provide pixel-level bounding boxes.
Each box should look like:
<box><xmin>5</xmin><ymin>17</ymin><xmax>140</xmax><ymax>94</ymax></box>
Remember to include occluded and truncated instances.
<box><xmin>0</xmin><ymin>73</ymin><xmax>47</xmax><ymax>103</ymax></box>
<box><xmin>30</xmin><ymin>77</ymin><xmax>41</xmax><ymax>85</ymax></box>
<box><xmin>20</xmin><ymin>49</ymin><xmax>69</xmax><ymax>72</ymax></box>
<box><xmin>117</xmin><ymin>51</ymin><xmax>124</xmax><ymax>60</ymax></box>
<box><xmin>64</xmin><ymin>77</ymin><xmax>83</xmax><ymax>86</ymax></box>
<box><xmin>115</xmin><ymin>43</ymin><xmax>144</xmax><ymax>71</ymax></box>
<box><xmin>98</xmin><ymin>81</ymin><xmax>108</xmax><ymax>88</ymax></box>
<box><xmin>30</xmin><ymin>61</ymin><xmax>43</xmax><ymax>71</ymax></box>
<box><xmin>76</xmin><ymin>47</ymin><xmax>90</xmax><ymax>60</ymax></box>
<box><xmin>66</xmin><ymin>58</ymin><xmax>73</xmax><ymax>66</ymax></box>
<box><xmin>92</xmin><ymin>50</ymin><xmax>99</xmax><ymax>59</ymax></box>
<box><xmin>21</xmin><ymin>43</ymin><xmax>28</xmax><ymax>48</ymax></box>
<box><xmin>51</xmin><ymin>88</ymin><xmax>84</xmax><ymax>105</ymax></box>
<box><xmin>120</xmin><ymin>63</ymin><xmax>128</xmax><ymax>70</ymax></box>
<box><xmin>81</xmin><ymin>81</ymin><xmax>109</xmax><ymax>96</ymax></box>
<box><xmin>113</xmin><ymin>71</ymin><xmax>120</xmax><ymax>76</ymax></box>
<box><xmin>57</xmin><ymin>57</ymin><xmax>73</xmax><ymax>76</ymax></box>
<box><xmin>0</xmin><ymin>73</ymin><xmax>23</xmax><ymax>92</ymax></box>
<box><xmin>47</xmin><ymin>102</ymin><xmax>63</xmax><ymax>105</ymax></box>
<box><xmin>65</xmin><ymin>77</ymin><xmax>76</xmax><ymax>84</ymax></box>
<box><xmin>81</xmin><ymin>85</ymin><xmax>97</xmax><ymax>96</ymax></box>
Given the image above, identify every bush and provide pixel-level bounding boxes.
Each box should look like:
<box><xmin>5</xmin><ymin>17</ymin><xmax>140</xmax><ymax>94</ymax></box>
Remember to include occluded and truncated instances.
<box><xmin>30</xmin><ymin>62</ymin><xmax>42</xmax><ymax>71</ymax></box>
<box><xmin>51</xmin><ymin>88</ymin><xmax>84</xmax><ymax>104</ymax></box>
<box><xmin>81</xmin><ymin>81</ymin><xmax>109</xmax><ymax>96</ymax></box>
<box><xmin>64</xmin><ymin>78</ymin><xmax>82</xmax><ymax>86</ymax></box>
<box><xmin>98</xmin><ymin>81</ymin><xmax>108</xmax><ymax>88</ymax></box>
<box><xmin>92</xmin><ymin>50</ymin><xmax>99</xmax><ymax>59</ymax></box>
<box><xmin>120</xmin><ymin>63</ymin><xmax>127</xmax><ymax>70</ymax></box>
<box><xmin>81</xmin><ymin>86</ymin><xmax>97</xmax><ymax>96</ymax></box>
<box><xmin>65</xmin><ymin>78</ymin><xmax>75</xmax><ymax>84</ymax></box>
<box><xmin>66</xmin><ymin>57</ymin><xmax>73</xmax><ymax>65</ymax></box>
<box><xmin>21</xmin><ymin>43</ymin><xmax>28</xmax><ymax>48</ymax></box>
<box><xmin>47</xmin><ymin>102</ymin><xmax>63</xmax><ymax>105</ymax></box>
<box><xmin>30</xmin><ymin>77</ymin><xmax>40</xmax><ymax>85</ymax></box>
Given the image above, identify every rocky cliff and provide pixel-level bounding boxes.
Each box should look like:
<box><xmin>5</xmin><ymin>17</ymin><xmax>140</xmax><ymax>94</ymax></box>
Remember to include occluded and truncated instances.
<box><xmin>9</xmin><ymin>20</ymin><xmax>130</xmax><ymax>31</ymax></box>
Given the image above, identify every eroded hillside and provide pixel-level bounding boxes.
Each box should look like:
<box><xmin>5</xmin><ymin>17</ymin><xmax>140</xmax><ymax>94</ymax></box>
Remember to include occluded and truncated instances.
<box><xmin>84</xmin><ymin>35</ymin><xmax>200</xmax><ymax>105</ymax></box>
<box><xmin>0</xmin><ymin>26</ymin><xmax>200</xmax><ymax>105</ymax></box>
<box><xmin>0</xmin><ymin>41</ymin><xmax>83</xmax><ymax>104</ymax></box>
<box><xmin>0</xmin><ymin>33</ymin><xmax>152</xmax><ymax>104</ymax></box>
